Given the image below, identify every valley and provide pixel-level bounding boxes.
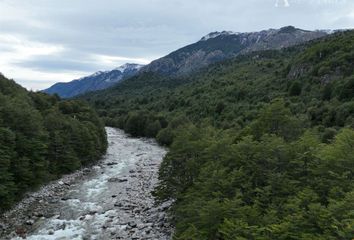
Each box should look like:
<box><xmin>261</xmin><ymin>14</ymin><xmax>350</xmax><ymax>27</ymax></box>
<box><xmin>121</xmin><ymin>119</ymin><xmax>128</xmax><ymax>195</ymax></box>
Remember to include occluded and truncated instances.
<box><xmin>0</xmin><ymin>23</ymin><xmax>353</xmax><ymax>240</ymax></box>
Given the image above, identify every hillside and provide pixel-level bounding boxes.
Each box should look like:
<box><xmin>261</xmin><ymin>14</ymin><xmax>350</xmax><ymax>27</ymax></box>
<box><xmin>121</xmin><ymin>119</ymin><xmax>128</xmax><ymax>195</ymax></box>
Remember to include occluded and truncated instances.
<box><xmin>0</xmin><ymin>74</ymin><xmax>107</xmax><ymax>212</ymax></box>
<box><xmin>84</xmin><ymin>30</ymin><xmax>354</xmax><ymax>130</ymax></box>
<box><xmin>81</xmin><ymin>30</ymin><xmax>354</xmax><ymax>239</ymax></box>
<box><xmin>43</xmin><ymin>63</ymin><xmax>144</xmax><ymax>98</ymax></box>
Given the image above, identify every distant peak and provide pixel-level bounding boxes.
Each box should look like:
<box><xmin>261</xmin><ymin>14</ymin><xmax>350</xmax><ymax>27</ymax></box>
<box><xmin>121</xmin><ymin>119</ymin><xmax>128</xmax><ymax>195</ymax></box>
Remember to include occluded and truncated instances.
<box><xmin>114</xmin><ymin>63</ymin><xmax>145</xmax><ymax>72</ymax></box>
<box><xmin>200</xmin><ymin>31</ymin><xmax>240</xmax><ymax>41</ymax></box>
<box><xmin>200</xmin><ymin>27</ymin><xmax>309</xmax><ymax>41</ymax></box>
<box><xmin>317</xmin><ymin>28</ymin><xmax>351</xmax><ymax>34</ymax></box>
<box><xmin>278</xmin><ymin>26</ymin><xmax>298</xmax><ymax>33</ymax></box>
<box><xmin>83</xmin><ymin>64</ymin><xmax>144</xmax><ymax>79</ymax></box>
<box><xmin>90</xmin><ymin>70</ymin><xmax>107</xmax><ymax>77</ymax></box>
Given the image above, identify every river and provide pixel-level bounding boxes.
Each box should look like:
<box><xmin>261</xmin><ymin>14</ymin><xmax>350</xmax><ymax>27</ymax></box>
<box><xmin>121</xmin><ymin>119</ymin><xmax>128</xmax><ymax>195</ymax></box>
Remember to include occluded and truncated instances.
<box><xmin>1</xmin><ymin>127</ymin><xmax>172</xmax><ymax>240</ymax></box>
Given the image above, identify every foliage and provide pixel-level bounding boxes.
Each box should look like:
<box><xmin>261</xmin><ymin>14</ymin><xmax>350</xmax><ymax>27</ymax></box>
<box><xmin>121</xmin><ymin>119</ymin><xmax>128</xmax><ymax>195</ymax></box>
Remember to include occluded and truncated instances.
<box><xmin>81</xmin><ymin>30</ymin><xmax>354</xmax><ymax>239</ymax></box>
<box><xmin>0</xmin><ymin>75</ymin><xmax>107</xmax><ymax>212</ymax></box>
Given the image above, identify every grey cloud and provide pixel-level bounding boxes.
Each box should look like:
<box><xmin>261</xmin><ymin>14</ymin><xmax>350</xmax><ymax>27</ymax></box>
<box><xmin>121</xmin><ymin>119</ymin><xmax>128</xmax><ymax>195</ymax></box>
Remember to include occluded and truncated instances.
<box><xmin>14</xmin><ymin>57</ymin><xmax>102</xmax><ymax>73</ymax></box>
<box><xmin>0</xmin><ymin>0</ymin><xmax>353</xmax><ymax>89</ymax></box>
<box><xmin>17</xmin><ymin>79</ymin><xmax>60</xmax><ymax>90</ymax></box>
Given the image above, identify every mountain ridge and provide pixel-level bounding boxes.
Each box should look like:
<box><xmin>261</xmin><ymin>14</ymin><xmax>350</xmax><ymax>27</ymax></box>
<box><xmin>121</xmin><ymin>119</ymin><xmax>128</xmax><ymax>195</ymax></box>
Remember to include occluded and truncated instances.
<box><xmin>44</xmin><ymin>26</ymin><xmax>330</xmax><ymax>98</ymax></box>
<box><xmin>140</xmin><ymin>26</ymin><xmax>329</xmax><ymax>75</ymax></box>
<box><xmin>43</xmin><ymin>63</ymin><xmax>144</xmax><ymax>98</ymax></box>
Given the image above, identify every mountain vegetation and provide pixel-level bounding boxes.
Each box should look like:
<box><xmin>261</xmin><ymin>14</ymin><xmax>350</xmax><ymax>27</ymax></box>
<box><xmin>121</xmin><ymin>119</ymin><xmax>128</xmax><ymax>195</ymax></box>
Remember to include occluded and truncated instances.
<box><xmin>0</xmin><ymin>74</ymin><xmax>107</xmax><ymax>212</ymax></box>
<box><xmin>82</xmin><ymin>30</ymin><xmax>354</xmax><ymax>239</ymax></box>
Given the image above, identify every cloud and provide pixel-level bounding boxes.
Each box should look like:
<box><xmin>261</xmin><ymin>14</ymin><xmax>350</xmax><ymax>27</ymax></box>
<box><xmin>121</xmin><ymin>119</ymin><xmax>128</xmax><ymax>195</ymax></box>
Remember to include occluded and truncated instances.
<box><xmin>13</xmin><ymin>51</ymin><xmax>151</xmax><ymax>73</ymax></box>
<box><xmin>94</xmin><ymin>54</ymin><xmax>151</xmax><ymax>67</ymax></box>
<box><xmin>0</xmin><ymin>0</ymin><xmax>353</xmax><ymax>90</ymax></box>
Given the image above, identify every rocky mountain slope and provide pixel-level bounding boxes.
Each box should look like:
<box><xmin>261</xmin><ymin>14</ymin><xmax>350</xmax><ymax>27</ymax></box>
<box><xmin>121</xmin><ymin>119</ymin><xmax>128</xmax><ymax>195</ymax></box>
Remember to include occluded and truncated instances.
<box><xmin>43</xmin><ymin>63</ymin><xmax>144</xmax><ymax>98</ymax></box>
<box><xmin>141</xmin><ymin>26</ymin><xmax>328</xmax><ymax>75</ymax></box>
<box><xmin>44</xmin><ymin>26</ymin><xmax>328</xmax><ymax>98</ymax></box>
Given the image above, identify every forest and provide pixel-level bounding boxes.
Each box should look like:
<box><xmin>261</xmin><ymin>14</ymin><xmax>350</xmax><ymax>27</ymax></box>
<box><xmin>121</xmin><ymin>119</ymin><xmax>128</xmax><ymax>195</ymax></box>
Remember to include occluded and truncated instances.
<box><xmin>82</xmin><ymin>30</ymin><xmax>354</xmax><ymax>239</ymax></box>
<box><xmin>0</xmin><ymin>74</ymin><xmax>107</xmax><ymax>212</ymax></box>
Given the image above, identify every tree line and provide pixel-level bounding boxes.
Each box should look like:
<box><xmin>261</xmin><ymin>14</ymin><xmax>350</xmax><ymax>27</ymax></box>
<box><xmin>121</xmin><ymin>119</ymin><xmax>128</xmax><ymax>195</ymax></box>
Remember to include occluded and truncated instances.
<box><xmin>0</xmin><ymin>74</ymin><xmax>107</xmax><ymax>212</ymax></box>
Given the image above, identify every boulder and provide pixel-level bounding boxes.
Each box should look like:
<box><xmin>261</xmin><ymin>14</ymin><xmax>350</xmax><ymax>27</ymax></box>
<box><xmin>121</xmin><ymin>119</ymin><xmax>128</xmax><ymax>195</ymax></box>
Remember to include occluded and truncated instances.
<box><xmin>108</xmin><ymin>178</ymin><xmax>128</xmax><ymax>183</ymax></box>
<box><xmin>128</xmin><ymin>221</ymin><xmax>137</xmax><ymax>228</ymax></box>
<box><xmin>25</xmin><ymin>219</ymin><xmax>34</xmax><ymax>225</ymax></box>
<box><xmin>114</xmin><ymin>202</ymin><xmax>123</xmax><ymax>207</ymax></box>
<box><xmin>106</xmin><ymin>162</ymin><xmax>118</xmax><ymax>166</ymax></box>
<box><xmin>15</xmin><ymin>227</ymin><xmax>27</xmax><ymax>237</ymax></box>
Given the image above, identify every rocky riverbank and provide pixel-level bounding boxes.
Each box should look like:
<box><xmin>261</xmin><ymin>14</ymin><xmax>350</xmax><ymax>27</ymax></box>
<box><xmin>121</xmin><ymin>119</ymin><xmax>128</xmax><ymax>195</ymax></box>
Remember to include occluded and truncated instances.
<box><xmin>0</xmin><ymin>168</ymin><xmax>91</xmax><ymax>239</ymax></box>
<box><xmin>0</xmin><ymin>128</ymin><xmax>173</xmax><ymax>240</ymax></box>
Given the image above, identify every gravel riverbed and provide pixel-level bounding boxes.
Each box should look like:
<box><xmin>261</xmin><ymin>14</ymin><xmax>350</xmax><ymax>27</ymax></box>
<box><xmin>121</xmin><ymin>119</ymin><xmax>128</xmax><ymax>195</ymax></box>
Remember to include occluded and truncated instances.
<box><xmin>0</xmin><ymin>127</ymin><xmax>173</xmax><ymax>240</ymax></box>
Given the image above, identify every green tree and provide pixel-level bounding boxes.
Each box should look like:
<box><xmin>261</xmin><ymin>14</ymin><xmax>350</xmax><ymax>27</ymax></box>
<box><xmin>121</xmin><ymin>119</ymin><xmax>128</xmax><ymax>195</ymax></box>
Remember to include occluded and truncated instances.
<box><xmin>145</xmin><ymin>120</ymin><xmax>162</xmax><ymax>138</ymax></box>
<box><xmin>124</xmin><ymin>112</ymin><xmax>147</xmax><ymax>136</ymax></box>
<box><xmin>0</xmin><ymin>128</ymin><xmax>17</xmax><ymax>209</ymax></box>
<box><xmin>249</xmin><ymin>99</ymin><xmax>303</xmax><ymax>140</ymax></box>
<box><xmin>289</xmin><ymin>81</ymin><xmax>302</xmax><ymax>96</ymax></box>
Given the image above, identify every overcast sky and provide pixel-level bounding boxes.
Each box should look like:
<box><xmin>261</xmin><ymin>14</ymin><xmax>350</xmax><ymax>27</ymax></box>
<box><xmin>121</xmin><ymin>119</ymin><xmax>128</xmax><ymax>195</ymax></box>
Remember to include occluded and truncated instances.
<box><xmin>0</xmin><ymin>0</ymin><xmax>353</xmax><ymax>90</ymax></box>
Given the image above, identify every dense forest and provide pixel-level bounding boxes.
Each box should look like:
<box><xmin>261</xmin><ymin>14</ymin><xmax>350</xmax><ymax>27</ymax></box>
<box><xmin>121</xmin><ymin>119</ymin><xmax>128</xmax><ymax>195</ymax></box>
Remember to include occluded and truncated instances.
<box><xmin>0</xmin><ymin>74</ymin><xmax>107</xmax><ymax>212</ymax></box>
<box><xmin>82</xmin><ymin>30</ymin><xmax>354</xmax><ymax>239</ymax></box>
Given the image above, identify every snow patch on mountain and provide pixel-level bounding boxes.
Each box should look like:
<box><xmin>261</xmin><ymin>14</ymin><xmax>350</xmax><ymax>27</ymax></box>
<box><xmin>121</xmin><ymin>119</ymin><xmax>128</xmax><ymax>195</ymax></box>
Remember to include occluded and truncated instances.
<box><xmin>43</xmin><ymin>63</ymin><xmax>145</xmax><ymax>98</ymax></box>
<box><xmin>90</xmin><ymin>71</ymin><xmax>108</xmax><ymax>78</ymax></box>
<box><xmin>200</xmin><ymin>31</ymin><xmax>241</xmax><ymax>41</ymax></box>
<box><xmin>114</xmin><ymin>63</ymin><xmax>144</xmax><ymax>73</ymax></box>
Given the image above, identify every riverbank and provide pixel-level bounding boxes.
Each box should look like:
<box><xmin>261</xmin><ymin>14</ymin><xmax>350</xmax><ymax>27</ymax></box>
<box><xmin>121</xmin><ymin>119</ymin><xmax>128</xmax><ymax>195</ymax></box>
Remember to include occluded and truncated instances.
<box><xmin>0</xmin><ymin>128</ymin><xmax>173</xmax><ymax>240</ymax></box>
<box><xmin>0</xmin><ymin>167</ymin><xmax>92</xmax><ymax>239</ymax></box>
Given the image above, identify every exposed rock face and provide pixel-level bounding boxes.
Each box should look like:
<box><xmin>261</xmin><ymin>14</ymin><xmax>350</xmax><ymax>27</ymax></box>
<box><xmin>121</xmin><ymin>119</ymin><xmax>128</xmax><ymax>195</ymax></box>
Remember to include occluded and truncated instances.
<box><xmin>43</xmin><ymin>63</ymin><xmax>144</xmax><ymax>98</ymax></box>
<box><xmin>142</xmin><ymin>26</ymin><xmax>328</xmax><ymax>76</ymax></box>
<box><xmin>287</xmin><ymin>64</ymin><xmax>311</xmax><ymax>79</ymax></box>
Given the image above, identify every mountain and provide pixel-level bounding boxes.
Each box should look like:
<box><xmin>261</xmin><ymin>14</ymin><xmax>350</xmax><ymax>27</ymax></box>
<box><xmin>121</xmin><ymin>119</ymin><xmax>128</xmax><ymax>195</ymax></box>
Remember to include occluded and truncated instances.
<box><xmin>81</xmin><ymin>29</ymin><xmax>354</xmax><ymax>239</ymax></box>
<box><xmin>83</xmin><ymin>30</ymin><xmax>354</xmax><ymax>124</ymax></box>
<box><xmin>141</xmin><ymin>26</ymin><xmax>328</xmax><ymax>75</ymax></box>
<box><xmin>45</xmin><ymin>27</ymin><xmax>327</xmax><ymax>98</ymax></box>
<box><xmin>43</xmin><ymin>63</ymin><xmax>144</xmax><ymax>98</ymax></box>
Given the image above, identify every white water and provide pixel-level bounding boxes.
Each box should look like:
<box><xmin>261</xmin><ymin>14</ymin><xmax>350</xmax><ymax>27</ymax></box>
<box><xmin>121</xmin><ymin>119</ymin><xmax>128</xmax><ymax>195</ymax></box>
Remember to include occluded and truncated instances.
<box><xmin>13</xmin><ymin>127</ymin><xmax>168</xmax><ymax>240</ymax></box>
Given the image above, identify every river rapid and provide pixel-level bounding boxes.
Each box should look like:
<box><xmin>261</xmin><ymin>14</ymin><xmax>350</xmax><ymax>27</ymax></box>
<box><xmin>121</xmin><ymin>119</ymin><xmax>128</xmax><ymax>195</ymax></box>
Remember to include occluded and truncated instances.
<box><xmin>1</xmin><ymin>127</ymin><xmax>172</xmax><ymax>240</ymax></box>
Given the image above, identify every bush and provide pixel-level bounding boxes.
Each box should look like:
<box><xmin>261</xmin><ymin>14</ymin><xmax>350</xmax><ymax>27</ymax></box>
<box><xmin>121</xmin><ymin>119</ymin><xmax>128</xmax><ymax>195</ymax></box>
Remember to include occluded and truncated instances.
<box><xmin>145</xmin><ymin>120</ymin><xmax>162</xmax><ymax>138</ymax></box>
<box><xmin>156</xmin><ymin>127</ymin><xmax>174</xmax><ymax>146</ymax></box>
<box><xmin>338</xmin><ymin>77</ymin><xmax>354</xmax><ymax>100</ymax></box>
<box><xmin>289</xmin><ymin>81</ymin><xmax>302</xmax><ymax>96</ymax></box>
<box><xmin>124</xmin><ymin>112</ymin><xmax>147</xmax><ymax>137</ymax></box>
<box><xmin>321</xmin><ymin>127</ymin><xmax>337</xmax><ymax>143</ymax></box>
